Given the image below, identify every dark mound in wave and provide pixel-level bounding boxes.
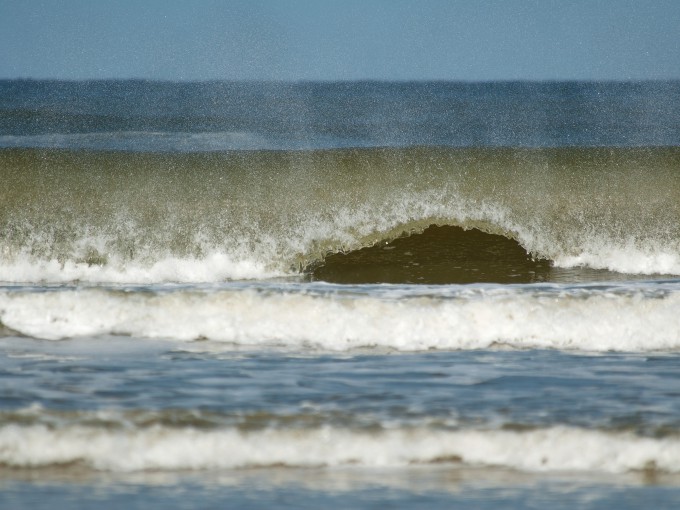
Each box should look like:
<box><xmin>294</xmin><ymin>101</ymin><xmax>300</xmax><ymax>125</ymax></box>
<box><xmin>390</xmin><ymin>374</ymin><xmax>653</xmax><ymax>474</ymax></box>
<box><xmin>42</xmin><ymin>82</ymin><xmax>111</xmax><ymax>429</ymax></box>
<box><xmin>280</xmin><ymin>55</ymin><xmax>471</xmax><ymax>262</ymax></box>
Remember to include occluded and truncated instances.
<box><xmin>309</xmin><ymin>225</ymin><xmax>661</xmax><ymax>285</ymax></box>
<box><xmin>309</xmin><ymin>225</ymin><xmax>551</xmax><ymax>284</ymax></box>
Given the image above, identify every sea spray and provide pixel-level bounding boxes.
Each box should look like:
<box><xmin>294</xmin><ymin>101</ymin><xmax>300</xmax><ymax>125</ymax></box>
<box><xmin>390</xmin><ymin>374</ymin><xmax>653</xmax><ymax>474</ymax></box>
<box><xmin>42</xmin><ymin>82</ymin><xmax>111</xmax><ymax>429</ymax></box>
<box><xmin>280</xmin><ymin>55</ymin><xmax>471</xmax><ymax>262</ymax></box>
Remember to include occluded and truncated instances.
<box><xmin>1</xmin><ymin>147</ymin><xmax>679</xmax><ymax>283</ymax></box>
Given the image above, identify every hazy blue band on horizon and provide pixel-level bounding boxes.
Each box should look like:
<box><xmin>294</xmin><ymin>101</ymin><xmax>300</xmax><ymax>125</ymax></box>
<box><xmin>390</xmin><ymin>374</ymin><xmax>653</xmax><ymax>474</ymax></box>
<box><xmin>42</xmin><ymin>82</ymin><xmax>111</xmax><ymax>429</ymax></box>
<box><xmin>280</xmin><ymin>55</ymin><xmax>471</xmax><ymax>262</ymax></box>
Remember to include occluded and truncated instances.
<box><xmin>1</xmin><ymin>80</ymin><xmax>679</xmax><ymax>151</ymax></box>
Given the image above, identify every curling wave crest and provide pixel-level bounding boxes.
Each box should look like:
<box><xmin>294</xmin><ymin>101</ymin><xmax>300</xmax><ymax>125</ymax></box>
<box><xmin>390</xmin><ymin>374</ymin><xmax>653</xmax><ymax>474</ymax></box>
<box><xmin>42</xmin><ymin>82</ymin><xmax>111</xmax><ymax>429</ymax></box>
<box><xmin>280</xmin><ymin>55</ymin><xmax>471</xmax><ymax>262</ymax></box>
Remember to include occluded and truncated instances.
<box><xmin>1</xmin><ymin>147</ymin><xmax>680</xmax><ymax>283</ymax></box>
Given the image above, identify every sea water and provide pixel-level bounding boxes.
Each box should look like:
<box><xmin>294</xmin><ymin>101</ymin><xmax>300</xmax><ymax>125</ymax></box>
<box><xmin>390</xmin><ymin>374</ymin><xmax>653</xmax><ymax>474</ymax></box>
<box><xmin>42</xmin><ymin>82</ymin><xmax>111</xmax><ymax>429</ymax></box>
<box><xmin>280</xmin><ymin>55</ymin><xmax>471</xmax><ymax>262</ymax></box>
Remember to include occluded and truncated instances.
<box><xmin>1</xmin><ymin>80</ymin><xmax>680</xmax><ymax>509</ymax></box>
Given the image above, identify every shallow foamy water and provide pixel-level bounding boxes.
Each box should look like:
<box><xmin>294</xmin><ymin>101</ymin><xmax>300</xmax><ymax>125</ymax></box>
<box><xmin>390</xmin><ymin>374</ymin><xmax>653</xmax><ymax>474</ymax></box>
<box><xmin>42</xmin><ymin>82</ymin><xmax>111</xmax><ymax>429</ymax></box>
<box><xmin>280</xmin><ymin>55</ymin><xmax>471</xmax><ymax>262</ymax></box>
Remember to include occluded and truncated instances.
<box><xmin>2</xmin><ymin>329</ymin><xmax>680</xmax><ymax>508</ymax></box>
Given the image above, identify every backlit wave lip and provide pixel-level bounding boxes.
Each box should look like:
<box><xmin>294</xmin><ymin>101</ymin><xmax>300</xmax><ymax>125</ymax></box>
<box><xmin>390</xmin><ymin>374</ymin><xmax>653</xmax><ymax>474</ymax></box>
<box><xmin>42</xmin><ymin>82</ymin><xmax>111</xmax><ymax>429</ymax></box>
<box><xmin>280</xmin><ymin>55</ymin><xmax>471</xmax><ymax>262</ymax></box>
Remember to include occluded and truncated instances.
<box><xmin>1</xmin><ymin>283</ymin><xmax>680</xmax><ymax>351</ymax></box>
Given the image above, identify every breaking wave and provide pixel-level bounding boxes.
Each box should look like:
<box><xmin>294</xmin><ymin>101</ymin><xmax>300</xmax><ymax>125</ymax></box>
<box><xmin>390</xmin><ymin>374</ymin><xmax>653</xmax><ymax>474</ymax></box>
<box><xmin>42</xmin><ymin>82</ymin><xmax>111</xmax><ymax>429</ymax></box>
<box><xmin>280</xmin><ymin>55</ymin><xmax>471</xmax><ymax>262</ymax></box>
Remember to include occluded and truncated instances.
<box><xmin>1</xmin><ymin>147</ymin><xmax>679</xmax><ymax>284</ymax></box>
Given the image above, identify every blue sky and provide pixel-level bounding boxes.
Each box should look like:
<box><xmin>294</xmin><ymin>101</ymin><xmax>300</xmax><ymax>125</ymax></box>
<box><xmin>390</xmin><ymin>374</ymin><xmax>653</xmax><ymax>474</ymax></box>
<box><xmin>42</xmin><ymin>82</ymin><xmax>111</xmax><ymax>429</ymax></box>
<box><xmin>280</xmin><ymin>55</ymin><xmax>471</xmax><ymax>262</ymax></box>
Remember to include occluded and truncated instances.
<box><xmin>1</xmin><ymin>0</ymin><xmax>679</xmax><ymax>81</ymax></box>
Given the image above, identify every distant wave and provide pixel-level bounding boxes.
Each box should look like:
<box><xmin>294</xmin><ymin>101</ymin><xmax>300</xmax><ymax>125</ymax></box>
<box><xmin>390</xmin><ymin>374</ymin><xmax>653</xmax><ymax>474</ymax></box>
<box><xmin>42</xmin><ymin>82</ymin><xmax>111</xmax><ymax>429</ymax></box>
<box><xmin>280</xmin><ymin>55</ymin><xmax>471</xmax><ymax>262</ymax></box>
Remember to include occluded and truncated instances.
<box><xmin>3</xmin><ymin>80</ymin><xmax>680</xmax><ymax>148</ymax></box>
<box><xmin>1</xmin><ymin>147</ymin><xmax>679</xmax><ymax>284</ymax></box>
<box><xmin>0</xmin><ymin>131</ymin><xmax>315</xmax><ymax>152</ymax></box>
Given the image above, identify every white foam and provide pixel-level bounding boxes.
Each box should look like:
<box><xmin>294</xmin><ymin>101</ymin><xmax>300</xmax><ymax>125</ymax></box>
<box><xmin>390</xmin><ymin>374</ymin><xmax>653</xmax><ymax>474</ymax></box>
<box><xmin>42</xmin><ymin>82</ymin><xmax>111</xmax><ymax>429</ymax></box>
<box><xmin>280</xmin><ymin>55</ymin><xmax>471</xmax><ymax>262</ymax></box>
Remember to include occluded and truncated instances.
<box><xmin>554</xmin><ymin>243</ymin><xmax>680</xmax><ymax>276</ymax></box>
<box><xmin>0</xmin><ymin>252</ymin><xmax>281</xmax><ymax>284</ymax></box>
<box><xmin>1</xmin><ymin>284</ymin><xmax>680</xmax><ymax>351</ymax></box>
<box><xmin>1</xmin><ymin>423</ymin><xmax>678</xmax><ymax>474</ymax></box>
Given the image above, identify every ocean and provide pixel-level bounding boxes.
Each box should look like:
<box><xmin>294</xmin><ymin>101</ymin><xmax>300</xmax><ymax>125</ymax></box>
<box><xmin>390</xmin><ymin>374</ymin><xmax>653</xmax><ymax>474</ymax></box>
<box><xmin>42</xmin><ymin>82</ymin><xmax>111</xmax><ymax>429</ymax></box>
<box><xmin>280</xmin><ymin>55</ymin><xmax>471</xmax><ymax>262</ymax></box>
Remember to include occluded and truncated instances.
<box><xmin>1</xmin><ymin>79</ymin><xmax>680</xmax><ymax>509</ymax></box>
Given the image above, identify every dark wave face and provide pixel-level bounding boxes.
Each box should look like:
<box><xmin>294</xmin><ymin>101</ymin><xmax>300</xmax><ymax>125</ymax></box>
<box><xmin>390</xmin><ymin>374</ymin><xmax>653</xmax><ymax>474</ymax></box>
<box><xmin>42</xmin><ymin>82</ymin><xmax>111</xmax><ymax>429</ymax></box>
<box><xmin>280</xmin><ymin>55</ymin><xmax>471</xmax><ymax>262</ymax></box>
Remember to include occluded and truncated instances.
<box><xmin>309</xmin><ymin>226</ymin><xmax>644</xmax><ymax>284</ymax></box>
<box><xmin>1</xmin><ymin>146</ymin><xmax>679</xmax><ymax>283</ymax></box>
<box><xmin>310</xmin><ymin>225</ymin><xmax>552</xmax><ymax>284</ymax></box>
